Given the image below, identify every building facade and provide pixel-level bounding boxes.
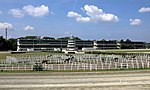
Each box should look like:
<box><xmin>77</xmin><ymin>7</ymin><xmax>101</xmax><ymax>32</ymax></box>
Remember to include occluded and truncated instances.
<box><xmin>17</xmin><ymin>37</ymin><xmax>147</xmax><ymax>52</ymax></box>
<box><xmin>94</xmin><ymin>40</ymin><xmax>120</xmax><ymax>49</ymax></box>
<box><xmin>17</xmin><ymin>38</ymin><xmax>94</xmax><ymax>51</ymax></box>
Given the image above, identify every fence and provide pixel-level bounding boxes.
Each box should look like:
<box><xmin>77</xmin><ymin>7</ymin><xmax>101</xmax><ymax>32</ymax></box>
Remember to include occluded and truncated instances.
<box><xmin>0</xmin><ymin>53</ymin><xmax>150</xmax><ymax>71</ymax></box>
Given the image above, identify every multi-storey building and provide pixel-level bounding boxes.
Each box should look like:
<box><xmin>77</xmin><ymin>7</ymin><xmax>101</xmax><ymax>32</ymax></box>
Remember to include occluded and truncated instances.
<box><xmin>94</xmin><ymin>40</ymin><xmax>120</xmax><ymax>49</ymax></box>
<box><xmin>120</xmin><ymin>41</ymin><xmax>146</xmax><ymax>49</ymax></box>
<box><xmin>17</xmin><ymin>37</ymin><xmax>94</xmax><ymax>51</ymax></box>
<box><xmin>17</xmin><ymin>36</ymin><xmax>147</xmax><ymax>52</ymax></box>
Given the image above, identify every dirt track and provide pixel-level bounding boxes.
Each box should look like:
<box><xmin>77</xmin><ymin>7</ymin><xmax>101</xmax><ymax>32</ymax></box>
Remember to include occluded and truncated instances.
<box><xmin>0</xmin><ymin>70</ymin><xmax>150</xmax><ymax>90</ymax></box>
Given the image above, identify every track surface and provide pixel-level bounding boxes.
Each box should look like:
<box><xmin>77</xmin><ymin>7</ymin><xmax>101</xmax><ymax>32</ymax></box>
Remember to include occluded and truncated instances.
<box><xmin>0</xmin><ymin>70</ymin><xmax>150</xmax><ymax>90</ymax></box>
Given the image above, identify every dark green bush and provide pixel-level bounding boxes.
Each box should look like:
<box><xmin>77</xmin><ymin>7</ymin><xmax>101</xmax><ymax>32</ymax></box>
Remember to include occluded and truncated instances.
<box><xmin>33</xmin><ymin>63</ymin><xmax>43</xmax><ymax>71</ymax></box>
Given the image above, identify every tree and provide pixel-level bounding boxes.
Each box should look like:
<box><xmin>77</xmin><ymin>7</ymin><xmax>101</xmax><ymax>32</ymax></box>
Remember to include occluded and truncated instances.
<box><xmin>7</xmin><ymin>38</ymin><xmax>17</xmax><ymax>51</ymax></box>
<box><xmin>120</xmin><ymin>39</ymin><xmax>124</xmax><ymax>43</ymax></box>
<box><xmin>126</xmin><ymin>39</ymin><xmax>131</xmax><ymax>42</ymax></box>
<box><xmin>57</xmin><ymin>36</ymin><xmax>81</xmax><ymax>41</ymax></box>
<box><xmin>0</xmin><ymin>36</ymin><xmax>17</xmax><ymax>51</ymax></box>
<box><xmin>0</xmin><ymin>36</ymin><xmax>7</xmax><ymax>51</ymax></box>
<box><xmin>19</xmin><ymin>36</ymin><xmax>39</xmax><ymax>39</ymax></box>
<box><xmin>43</xmin><ymin>37</ymin><xmax>55</xmax><ymax>40</ymax></box>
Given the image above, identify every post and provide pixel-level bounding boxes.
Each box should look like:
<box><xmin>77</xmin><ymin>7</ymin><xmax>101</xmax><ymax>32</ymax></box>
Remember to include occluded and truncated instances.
<box><xmin>24</xmin><ymin>64</ymin><xmax>26</xmax><ymax>70</ymax></box>
<box><xmin>5</xmin><ymin>28</ymin><xmax>7</xmax><ymax>40</ymax></box>
<box><xmin>51</xmin><ymin>64</ymin><xmax>53</xmax><ymax>70</ymax></box>
<box><xmin>71</xmin><ymin>63</ymin><xmax>73</xmax><ymax>71</ymax></box>
<box><xmin>109</xmin><ymin>60</ymin><xmax>111</xmax><ymax>69</ymax></box>
<box><xmin>147</xmin><ymin>62</ymin><xmax>149</xmax><ymax>68</ymax></box>
<box><xmin>12</xmin><ymin>65</ymin><xmax>13</xmax><ymax>71</ymax></box>
<box><xmin>95</xmin><ymin>64</ymin><xmax>97</xmax><ymax>71</ymax></box>
<box><xmin>84</xmin><ymin>64</ymin><xmax>85</xmax><ymax>71</ymax></box>
<box><xmin>18</xmin><ymin>65</ymin><xmax>19</xmax><ymax>70</ymax></box>
<box><xmin>64</xmin><ymin>64</ymin><xmax>66</xmax><ymax>71</ymax></box>
<box><xmin>90</xmin><ymin>64</ymin><xmax>92</xmax><ymax>71</ymax></box>
<box><xmin>115</xmin><ymin>63</ymin><xmax>117</xmax><ymax>69</ymax></box>
<box><xmin>126</xmin><ymin>63</ymin><xmax>128</xmax><ymax>69</ymax></box>
<box><xmin>77</xmin><ymin>63</ymin><xmax>79</xmax><ymax>70</ymax></box>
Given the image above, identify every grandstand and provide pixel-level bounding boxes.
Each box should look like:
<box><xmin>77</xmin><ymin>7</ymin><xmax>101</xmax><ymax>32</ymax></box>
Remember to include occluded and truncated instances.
<box><xmin>17</xmin><ymin>36</ymin><xmax>147</xmax><ymax>52</ymax></box>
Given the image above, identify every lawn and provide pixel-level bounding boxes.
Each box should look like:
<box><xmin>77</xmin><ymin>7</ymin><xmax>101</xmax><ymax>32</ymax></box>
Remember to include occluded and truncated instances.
<box><xmin>0</xmin><ymin>51</ymin><xmax>64</xmax><ymax>61</ymax></box>
<box><xmin>1</xmin><ymin>49</ymin><xmax>150</xmax><ymax>61</ymax></box>
<box><xmin>85</xmin><ymin>49</ymin><xmax>150</xmax><ymax>54</ymax></box>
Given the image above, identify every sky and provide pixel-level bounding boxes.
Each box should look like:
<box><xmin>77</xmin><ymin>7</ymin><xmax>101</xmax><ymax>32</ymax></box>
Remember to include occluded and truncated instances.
<box><xmin>0</xmin><ymin>0</ymin><xmax>150</xmax><ymax>42</ymax></box>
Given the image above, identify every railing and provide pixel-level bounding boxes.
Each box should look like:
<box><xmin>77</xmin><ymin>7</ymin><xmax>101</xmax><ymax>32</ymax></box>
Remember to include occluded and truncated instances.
<box><xmin>0</xmin><ymin>54</ymin><xmax>150</xmax><ymax>71</ymax></box>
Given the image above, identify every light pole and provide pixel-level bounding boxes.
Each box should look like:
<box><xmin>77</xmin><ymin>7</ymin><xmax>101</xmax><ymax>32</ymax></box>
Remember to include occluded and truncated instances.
<box><xmin>5</xmin><ymin>28</ymin><xmax>7</xmax><ymax>40</ymax></box>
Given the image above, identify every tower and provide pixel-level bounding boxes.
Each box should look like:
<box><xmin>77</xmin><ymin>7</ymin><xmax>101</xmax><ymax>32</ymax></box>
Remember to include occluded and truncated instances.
<box><xmin>5</xmin><ymin>28</ymin><xmax>7</xmax><ymax>40</ymax></box>
<box><xmin>67</xmin><ymin>36</ymin><xmax>76</xmax><ymax>51</ymax></box>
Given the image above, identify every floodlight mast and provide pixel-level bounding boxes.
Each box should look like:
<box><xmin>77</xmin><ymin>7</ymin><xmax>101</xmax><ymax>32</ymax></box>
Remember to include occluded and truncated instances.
<box><xmin>5</xmin><ymin>28</ymin><xmax>7</xmax><ymax>40</ymax></box>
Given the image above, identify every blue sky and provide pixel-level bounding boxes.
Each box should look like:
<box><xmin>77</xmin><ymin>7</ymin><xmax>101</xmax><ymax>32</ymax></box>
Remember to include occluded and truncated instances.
<box><xmin>0</xmin><ymin>0</ymin><xmax>150</xmax><ymax>42</ymax></box>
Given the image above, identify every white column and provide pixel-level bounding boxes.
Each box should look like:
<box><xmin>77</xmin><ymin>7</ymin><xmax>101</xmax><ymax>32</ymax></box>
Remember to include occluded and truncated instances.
<box><xmin>71</xmin><ymin>63</ymin><xmax>73</xmax><ymax>71</ymax></box>
<box><xmin>64</xmin><ymin>64</ymin><xmax>66</xmax><ymax>71</ymax></box>
<box><xmin>95</xmin><ymin>64</ymin><xmax>97</xmax><ymax>71</ymax></box>
<box><xmin>18</xmin><ymin>65</ymin><xmax>19</xmax><ymax>70</ymax></box>
<box><xmin>141</xmin><ymin>55</ymin><xmax>144</xmax><ymax>68</ymax></box>
<box><xmin>77</xmin><ymin>63</ymin><xmax>79</xmax><ymax>70</ymax></box>
<box><xmin>115</xmin><ymin>63</ymin><xmax>117</xmax><ymax>69</ymax></box>
<box><xmin>90</xmin><ymin>64</ymin><xmax>92</xmax><ymax>71</ymax></box>
<box><xmin>147</xmin><ymin>61</ymin><xmax>149</xmax><ymax>68</ymax></box>
<box><xmin>24</xmin><ymin>65</ymin><xmax>26</xmax><ymax>70</ymax></box>
<box><xmin>132</xmin><ymin>58</ymin><xmax>134</xmax><ymax>68</ymax></box>
<box><xmin>83</xmin><ymin>63</ymin><xmax>86</xmax><ymax>71</ymax></box>
<box><xmin>126</xmin><ymin>63</ymin><xmax>129</xmax><ymax>69</ymax></box>
<box><xmin>58</xmin><ymin>64</ymin><xmax>60</xmax><ymax>70</ymax></box>
<box><xmin>51</xmin><ymin>64</ymin><xmax>53</xmax><ymax>70</ymax></box>
<box><xmin>12</xmin><ymin>65</ymin><xmax>13</xmax><ymax>71</ymax></box>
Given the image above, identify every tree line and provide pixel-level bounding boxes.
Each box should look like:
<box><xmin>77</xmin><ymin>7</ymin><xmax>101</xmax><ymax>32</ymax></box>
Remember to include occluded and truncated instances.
<box><xmin>0</xmin><ymin>36</ymin><xmax>17</xmax><ymax>51</ymax></box>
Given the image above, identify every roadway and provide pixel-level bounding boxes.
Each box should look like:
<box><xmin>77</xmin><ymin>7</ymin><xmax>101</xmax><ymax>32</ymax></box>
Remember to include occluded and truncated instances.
<box><xmin>0</xmin><ymin>70</ymin><xmax>150</xmax><ymax>90</ymax></box>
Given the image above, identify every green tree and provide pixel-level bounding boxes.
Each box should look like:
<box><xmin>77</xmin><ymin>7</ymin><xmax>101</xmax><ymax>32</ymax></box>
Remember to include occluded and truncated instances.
<box><xmin>7</xmin><ymin>38</ymin><xmax>17</xmax><ymax>51</ymax></box>
<box><xmin>0</xmin><ymin>36</ymin><xmax>7</xmax><ymax>51</ymax></box>
<box><xmin>43</xmin><ymin>37</ymin><xmax>55</xmax><ymax>40</ymax></box>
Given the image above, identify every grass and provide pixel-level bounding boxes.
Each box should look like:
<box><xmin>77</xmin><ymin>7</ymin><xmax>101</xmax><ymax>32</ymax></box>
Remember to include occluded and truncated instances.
<box><xmin>0</xmin><ymin>53</ymin><xmax>11</xmax><ymax>60</ymax></box>
<box><xmin>1</xmin><ymin>49</ymin><xmax>150</xmax><ymax>61</ymax></box>
<box><xmin>85</xmin><ymin>49</ymin><xmax>150</xmax><ymax>54</ymax></box>
<box><xmin>0</xmin><ymin>51</ymin><xmax>64</xmax><ymax>61</ymax></box>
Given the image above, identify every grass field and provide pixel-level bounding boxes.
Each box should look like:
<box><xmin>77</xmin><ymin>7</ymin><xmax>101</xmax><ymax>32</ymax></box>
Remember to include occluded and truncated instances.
<box><xmin>0</xmin><ymin>52</ymin><xmax>63</xmax><ymax>61</ymax></box>
<box><xmin>0</xmin><ymin>49</ymin><xmax>150</xmax><ymax>60</ymax></box>
<box><xmin>85</xmin><ymin>49</ymin><xmax>150</xmax><ymax>54</ymax></box>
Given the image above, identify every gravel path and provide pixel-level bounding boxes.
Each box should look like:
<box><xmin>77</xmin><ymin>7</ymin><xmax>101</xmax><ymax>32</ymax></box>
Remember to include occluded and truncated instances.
<box><xmin>0</xmin><ymin>71</ymin><xmax>150</xmax><ymax>90</ymax></box>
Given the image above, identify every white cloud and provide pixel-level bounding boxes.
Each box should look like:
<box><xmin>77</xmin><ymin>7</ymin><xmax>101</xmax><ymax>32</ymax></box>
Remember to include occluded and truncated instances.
<box><xmin>50</xmin><ymin>11</ymin><xmax>55</xmax><ymax>15</ymax></box>
<box><xmin>23</xmin><ymin>5</ymin><xmax>49</xmax><ymax>17</ymax></box>
<box><xmin>67</xmin><ymin>11</ymin><xmax>81</xmax><ymax>18</ymax></box>
<box><xmin>0</xmin><ymin>11</ymin><xmax>2</xmax><ymax>14</ymax></box>
<box><xmin>67</xmin><ymin>5</ymin><xmax>119</xmax><ymax>23</ymax></box>
<box><xmin>138</xmin><ymin>7</ymin><xmax>150</xmax><ymax>13</ymax></box>
<box><xmin>9</xmin><ymin>9</ymin><xmax>24</xmax><ymax>18</ymax></box>
<box><xmin>77</xmin><ymin>17</ymin><xmax>91</xmax><ymax>22</ymax></box>
<box><xmin>24</xmin><ymin>25</ymin><xmax>34</xmax><ymax>30</ymax></box>
<box><xmin>10</xmin><ymin>5</ymin><xmax>49</xmax><ymax>18</ymax></box>
<box><xmin>0</xmin><ymin>22</ymin><xmax>13</xmax><ymax>29</ymax></box>
<box><xmin>129</xmin><ymin>19</ymin><xmax>142</xmax><ymax>26</ymax></box>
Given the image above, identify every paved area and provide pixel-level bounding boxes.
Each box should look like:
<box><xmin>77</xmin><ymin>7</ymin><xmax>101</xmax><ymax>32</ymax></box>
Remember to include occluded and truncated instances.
<box><xmin>0</xmin><ymin>70</ymin><xmax>150</xmax><ymax>90</ymax></box>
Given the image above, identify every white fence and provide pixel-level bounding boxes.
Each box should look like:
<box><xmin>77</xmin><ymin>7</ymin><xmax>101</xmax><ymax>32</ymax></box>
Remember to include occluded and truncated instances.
<box><xmin>0</xmin><ymin>54</ymin><xmax>150</xmax><ymax>71</ymax></box>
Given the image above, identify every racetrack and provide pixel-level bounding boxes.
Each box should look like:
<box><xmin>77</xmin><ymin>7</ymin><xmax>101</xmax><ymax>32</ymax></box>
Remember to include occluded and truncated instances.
<box><xmin>0</xmin><ymin>70</ymin><xmax>150</xmax><ymax>90</ymax></box>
